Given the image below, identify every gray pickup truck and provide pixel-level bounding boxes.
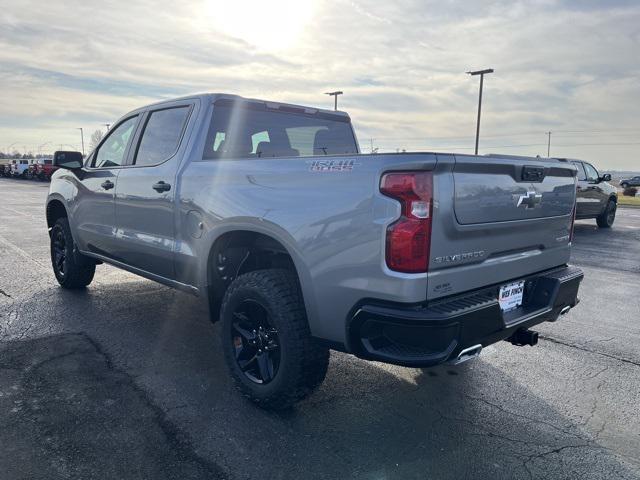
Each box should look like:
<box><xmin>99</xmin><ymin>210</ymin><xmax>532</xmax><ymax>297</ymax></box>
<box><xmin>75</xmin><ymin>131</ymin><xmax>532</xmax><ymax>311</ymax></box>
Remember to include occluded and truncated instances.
<box><xmin>47</xmin><ymin>93</ymin><xmax>583</xmax><ymax>409</ymax></box>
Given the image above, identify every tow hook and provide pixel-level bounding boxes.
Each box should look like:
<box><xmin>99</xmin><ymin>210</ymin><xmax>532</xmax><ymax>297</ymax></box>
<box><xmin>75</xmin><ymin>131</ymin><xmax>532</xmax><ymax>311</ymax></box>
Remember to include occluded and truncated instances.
<box><xmin>509</xmin><ymin>328</ymin><xmax>539</xmax><ymax>347</ymax></box>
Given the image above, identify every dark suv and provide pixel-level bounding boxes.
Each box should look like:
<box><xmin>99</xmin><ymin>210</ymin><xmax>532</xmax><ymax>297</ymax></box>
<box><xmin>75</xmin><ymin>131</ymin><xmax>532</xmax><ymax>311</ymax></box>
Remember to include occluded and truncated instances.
<box><xmin>570</xmin><ymin>160</ymin><xmax>617</xmax><ymax>228</ymax></box>
<box><xmin>620</xmin><ymin>176</ymin><xmax>640</xmax><ymax>189</ymax></box>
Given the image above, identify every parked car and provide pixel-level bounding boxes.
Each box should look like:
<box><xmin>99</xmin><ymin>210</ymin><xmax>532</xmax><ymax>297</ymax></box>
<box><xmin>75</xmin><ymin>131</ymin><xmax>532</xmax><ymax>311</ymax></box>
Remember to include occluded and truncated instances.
<box><xmin>36</xmin><ymin>158</ymin><xmax>58</xmax><ymax>180</ymax></box>
<box><xmin>620</xmin><ymin>176</ymin><xmax>640</xmax><ymax>188</ymax></box>
<box><xmin>11</xmin><ymin>159</ymin><xmax>30</xmax><ymax>178</ymax></box>
<box><xmin>0</xmin><ymin>161</ymin><xmax>10</xmax><ymax>177</ymax></box>
<box><xmin>46</xmin><ymin>94</ymin><xmax>583</xmax><ymax>409</ymax></box>
<box><xmin>568</xmin><ymin>159</ymin><xmax>617</xmax><ymax>228</ymax></box>
<box><xmin>3</xmin><ymin>161</ymin><xmax>14</xmax><ymax>177</ymax></box>
<box><xmin>26</xmin><ymin>160</ymin><xmax>36</xmax><ymax>180</ymax></box>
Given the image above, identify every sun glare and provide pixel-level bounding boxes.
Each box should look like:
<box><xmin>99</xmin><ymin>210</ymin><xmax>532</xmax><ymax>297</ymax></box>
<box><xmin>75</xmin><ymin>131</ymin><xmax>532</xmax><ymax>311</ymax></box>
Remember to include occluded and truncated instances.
<box><xmin>203</xmin><ymin>0</ymin><xmax>315</xmax><ymax>51</ymax></box>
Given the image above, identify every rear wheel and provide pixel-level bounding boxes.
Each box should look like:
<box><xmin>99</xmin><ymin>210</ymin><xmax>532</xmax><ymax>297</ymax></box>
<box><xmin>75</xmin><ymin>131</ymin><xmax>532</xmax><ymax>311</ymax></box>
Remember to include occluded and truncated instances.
<box><xmin>50</xmin><ymin>217</ymin><xmax>96</xmax><ymax>288</ymax></box>
<box><xmin>220</xmin><ymin>269</ymin><xmax>329</xmax><ymax>410</ymax></box>
<box><xmin>596</xmin><ymin>199</ymin><xmax>616</xmax><ymax>228</ymax></box>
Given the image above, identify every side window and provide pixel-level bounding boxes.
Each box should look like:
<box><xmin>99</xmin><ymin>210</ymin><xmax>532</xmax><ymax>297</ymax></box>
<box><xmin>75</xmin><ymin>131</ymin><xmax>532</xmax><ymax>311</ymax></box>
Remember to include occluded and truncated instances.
<box><xmin>572</xmin><ymin>162</ymin><xmax>587</xmax><ymax>181</ymax></box>
<box><xmin>583</xmin><ymin>163</ymin><xmax>599</xmax><ymax>182</ymax></box>
<box><xmin>134</xmin><ymin>106</ymin><xmax>191</xmax><ymax>166</ymax></box>
<box><xmin>93</xmin><ymin>116</ymin><xmax>138</xmax><ymax>168</ymax></box>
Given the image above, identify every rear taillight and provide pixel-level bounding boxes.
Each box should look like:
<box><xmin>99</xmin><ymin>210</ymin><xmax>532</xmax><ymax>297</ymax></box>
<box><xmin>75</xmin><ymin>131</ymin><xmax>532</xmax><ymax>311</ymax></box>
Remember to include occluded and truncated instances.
<box><xmin>380</xmin><ymin>171</ymin><xmax>433</xmax><ymax>273</ymax></box>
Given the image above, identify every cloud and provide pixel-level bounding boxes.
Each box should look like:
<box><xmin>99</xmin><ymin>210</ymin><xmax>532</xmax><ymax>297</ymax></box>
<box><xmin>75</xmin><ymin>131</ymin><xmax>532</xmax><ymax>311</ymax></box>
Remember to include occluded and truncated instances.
<box><xmin>0</xmin><ymin>0</ymin><xmax>639</xmax><ymax>169</ymax></box>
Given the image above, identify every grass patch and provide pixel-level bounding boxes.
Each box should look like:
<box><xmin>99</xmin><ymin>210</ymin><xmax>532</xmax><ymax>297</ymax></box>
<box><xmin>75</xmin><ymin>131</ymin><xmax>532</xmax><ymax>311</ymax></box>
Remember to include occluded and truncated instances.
<box><xmin>618</xmin><ymin>195</ymin><xmax>640</xmax><ymax>207</ymax></box>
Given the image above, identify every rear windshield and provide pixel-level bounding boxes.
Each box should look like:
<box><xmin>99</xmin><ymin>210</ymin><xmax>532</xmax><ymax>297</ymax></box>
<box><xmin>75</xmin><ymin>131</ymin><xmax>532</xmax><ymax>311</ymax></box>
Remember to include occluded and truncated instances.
<box><xmin>203</xmin><ymin>100</ymin><xmax>358</xmax><ymax>159</ymax></box>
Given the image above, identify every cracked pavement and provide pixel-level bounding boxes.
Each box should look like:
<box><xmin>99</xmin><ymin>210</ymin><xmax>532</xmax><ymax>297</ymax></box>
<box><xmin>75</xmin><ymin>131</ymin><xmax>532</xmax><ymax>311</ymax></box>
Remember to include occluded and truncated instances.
<box><xmin>0</xmin><ymin>178</ymin><xmax>639</xmax><ymax>479</ymax></box>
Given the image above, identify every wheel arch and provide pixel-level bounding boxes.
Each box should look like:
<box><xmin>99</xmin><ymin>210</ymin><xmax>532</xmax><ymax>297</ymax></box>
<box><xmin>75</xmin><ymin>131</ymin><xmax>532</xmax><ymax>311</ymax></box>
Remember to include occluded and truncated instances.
<box><xmin>204</xmin><ymin>227</ymin><xmax>314</xmax><ymax>325</ymax></box>
<box><xmin>46</xmin><ymin>197</ymin><xmax>68</xmax><ymax>230</ymax></box>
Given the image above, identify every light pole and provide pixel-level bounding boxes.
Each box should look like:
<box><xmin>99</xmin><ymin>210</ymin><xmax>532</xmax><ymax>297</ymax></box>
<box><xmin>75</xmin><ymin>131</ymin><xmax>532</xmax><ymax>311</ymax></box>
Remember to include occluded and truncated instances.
<box><xmin>76</xmin><ymin>128</ymin><xmax>85</xmax><ymax>156</ymax></box>
<box><xmin>103</xmin><ymin>123</ymin><xmax>111</xmax><ymax>131</ymax></box>
<box><xmin>546</xmin><ymin>131</ymin><xmax>552</xmax><ymax>157</ymax></box>
<box><xmin>466</xmin><ymin>68</ymin><xmax>494</xmax><ymax>155</ymax></box>
<box><xmin>324</xmin><ymin>91</ymin><xmax>343</xmax><ymax>111</ymax></box>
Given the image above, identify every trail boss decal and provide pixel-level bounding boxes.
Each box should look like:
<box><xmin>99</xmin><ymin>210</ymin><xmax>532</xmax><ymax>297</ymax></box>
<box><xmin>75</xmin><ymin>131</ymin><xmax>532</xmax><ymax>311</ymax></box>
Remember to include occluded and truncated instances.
<box><xmin>308</xmin><ymin>159</ymin><xmax>359</xmax><ymax>172</ymax></box>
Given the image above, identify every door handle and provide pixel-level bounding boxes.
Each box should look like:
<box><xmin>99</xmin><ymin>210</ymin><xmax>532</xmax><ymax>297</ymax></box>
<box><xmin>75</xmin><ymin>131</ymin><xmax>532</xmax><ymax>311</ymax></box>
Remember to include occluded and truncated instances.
<box><xmin>101</xmin><ymin>180</ymin><xmax>114</xmax><ymax>190</ymax></box>
<box><xmin>152</xmin><ymin>181</ymin><xmax>171</xmax><ymax>192</ymax></box>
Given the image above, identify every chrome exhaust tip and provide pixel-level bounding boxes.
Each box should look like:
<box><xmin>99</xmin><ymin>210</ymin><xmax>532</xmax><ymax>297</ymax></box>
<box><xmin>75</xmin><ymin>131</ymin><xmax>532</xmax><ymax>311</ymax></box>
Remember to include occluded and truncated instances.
<box><xmin>560</xmin><ymin>305</ymin><xmax>571</xmax><ymax>315</ymax></box>
<box><xmin>448</xmin><ymin>344</ymin><xmax>483</xmax><ymax>365</ymax></box>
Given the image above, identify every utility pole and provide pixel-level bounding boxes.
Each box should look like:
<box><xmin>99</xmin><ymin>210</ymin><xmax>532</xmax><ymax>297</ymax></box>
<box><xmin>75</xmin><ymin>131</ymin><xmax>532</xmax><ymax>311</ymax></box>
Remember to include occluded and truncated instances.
<box><xmin>324</xmin><ymin>91</ymin><xmax>343</xmax><ymax>111</ymax></box>
<box><xmin>466</xmin><ymin>68</ymin><xmax>494</xmax><ymax>155</ymax></box>
<box><xmin>104</xmin><ymin>123</ymin><xmax>111</xmax><ymax>131</ymax></box>
<box><xmin>546</xmin><ymin>131</ymin><xmax>552</xmax><ymax>157</ymax></box>
<box><xmin>76</xmin><ymin>127</ymin><xmax>85</xmax><ymax>156</ymax></box>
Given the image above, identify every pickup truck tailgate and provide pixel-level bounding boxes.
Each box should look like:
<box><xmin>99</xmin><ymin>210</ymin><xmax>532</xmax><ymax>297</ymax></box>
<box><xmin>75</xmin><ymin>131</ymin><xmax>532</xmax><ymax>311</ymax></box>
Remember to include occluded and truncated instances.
<box><xmin>453</xmin><ymin>156</ymin><xmax>575</xmax><ymax>224</ymax></box>
<box><xmin>427</xmin><ymin>154</ymin><xmax>577</xmax><ymax>300</ymax></box>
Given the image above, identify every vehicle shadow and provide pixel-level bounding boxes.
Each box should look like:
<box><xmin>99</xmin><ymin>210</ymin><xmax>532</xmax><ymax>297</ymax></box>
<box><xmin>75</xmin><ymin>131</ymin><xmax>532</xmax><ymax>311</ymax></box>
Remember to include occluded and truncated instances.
<box><xmin>7</xmin><ymin>279</ymin><xmax>639</xmax><ymax>480</ymax></box>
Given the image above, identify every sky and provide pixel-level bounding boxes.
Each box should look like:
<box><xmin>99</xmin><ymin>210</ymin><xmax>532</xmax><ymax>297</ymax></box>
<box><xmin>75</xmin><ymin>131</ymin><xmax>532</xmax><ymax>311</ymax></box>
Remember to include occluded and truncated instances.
<box><xmin>1</xmin><ymin>0</ymin><xmax>639</xmax><ymax>170</ymax></box>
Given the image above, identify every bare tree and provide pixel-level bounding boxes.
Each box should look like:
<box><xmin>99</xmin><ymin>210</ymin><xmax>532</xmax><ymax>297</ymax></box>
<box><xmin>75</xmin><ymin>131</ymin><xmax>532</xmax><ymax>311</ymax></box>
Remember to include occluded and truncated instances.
<box><xmin>89</xmin><ymin>129</ymin><xmax>104</xmax><ymax>152</ymax></box>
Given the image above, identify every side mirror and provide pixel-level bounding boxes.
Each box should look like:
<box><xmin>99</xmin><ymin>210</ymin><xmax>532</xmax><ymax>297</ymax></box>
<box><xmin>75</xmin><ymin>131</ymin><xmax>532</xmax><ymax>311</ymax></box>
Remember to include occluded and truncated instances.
<box><xmin>600</xmin><ymin>173</ymin><xmax>611</xmax><ymax>182</ymax></box>
<box><xmin>53</xmin><ymin>151</ymin><xmax>83</xmax><ymax>170</ymax></box>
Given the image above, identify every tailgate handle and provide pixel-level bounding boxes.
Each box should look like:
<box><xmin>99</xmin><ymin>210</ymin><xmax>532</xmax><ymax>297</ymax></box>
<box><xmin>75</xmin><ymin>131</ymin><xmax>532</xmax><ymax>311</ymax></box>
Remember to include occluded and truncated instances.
<box><xmin>522</xmin><ymin>166</ymin><xmax>545</xmax><ymax>182</ymax></box>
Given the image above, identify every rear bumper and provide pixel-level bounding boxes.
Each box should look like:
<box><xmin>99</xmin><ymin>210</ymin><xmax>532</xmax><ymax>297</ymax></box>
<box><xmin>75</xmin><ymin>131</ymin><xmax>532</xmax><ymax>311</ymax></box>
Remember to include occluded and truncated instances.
<box><xmin>348</xmin><ymin>265</ymin><xmax>583</xmax><ymax>367</ymax></box>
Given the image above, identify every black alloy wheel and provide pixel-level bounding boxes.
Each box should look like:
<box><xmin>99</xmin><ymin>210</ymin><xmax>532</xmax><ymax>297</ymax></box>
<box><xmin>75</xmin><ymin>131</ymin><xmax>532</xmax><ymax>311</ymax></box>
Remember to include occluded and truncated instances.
<box><xmin>51</xmin><ymin>224</ymin><xmax>68</xmax><ymax>279</ymax></box>
<box><xmin>49</xmin><ymin>217</ymin><xmax>95</xmax><ymax>288</ymax></box>
<box><xmin>231</xmin><ymin>299</ymin><xmax>281</xmax><ymax>384</ymax></box>
<box><xmin>596</xmin><ymin>199</ymin><xmax>616</xmax><ymax>228</ymax></box>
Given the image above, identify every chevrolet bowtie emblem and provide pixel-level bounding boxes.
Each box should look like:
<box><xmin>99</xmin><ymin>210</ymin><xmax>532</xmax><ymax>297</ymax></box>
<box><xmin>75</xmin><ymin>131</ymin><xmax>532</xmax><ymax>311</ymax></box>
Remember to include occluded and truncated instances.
<box><xmin>517</xmin><ymin>191</ymin><xmax>542</xmax><ymax>209</ymax></box>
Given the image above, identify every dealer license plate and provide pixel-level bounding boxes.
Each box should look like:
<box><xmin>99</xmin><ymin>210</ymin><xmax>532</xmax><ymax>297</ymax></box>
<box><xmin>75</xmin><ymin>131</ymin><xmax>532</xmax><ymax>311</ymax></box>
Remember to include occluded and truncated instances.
<box><xmin>499</xmin><ymin>280</ymin><xmax>525</xmax><ymax>312</ymax></box>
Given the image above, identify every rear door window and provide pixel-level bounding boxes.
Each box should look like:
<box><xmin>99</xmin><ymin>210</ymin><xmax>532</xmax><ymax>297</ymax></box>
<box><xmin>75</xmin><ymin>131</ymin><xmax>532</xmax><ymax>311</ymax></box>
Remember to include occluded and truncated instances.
<box><xmin>203</xmin><ymin>99</ymin><xmax>358</xmax><ymax>159</ymax></box>
<box><xmin>134</xmin><ymin>106</ymin><xmax>191</xmax><ymax>166</ymax></box>
<box><xmin>571</xmin><ymin>161</ymin><xmax>587</xmax><ymax>181</ymax></box>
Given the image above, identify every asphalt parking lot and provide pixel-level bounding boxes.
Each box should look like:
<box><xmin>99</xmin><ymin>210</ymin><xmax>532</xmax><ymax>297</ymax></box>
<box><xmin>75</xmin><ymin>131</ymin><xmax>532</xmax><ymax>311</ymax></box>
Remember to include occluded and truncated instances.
<box><xmin>1</xmin><ymin>178</ymin><xmax>639</xmax><ymax>480</ymax></box>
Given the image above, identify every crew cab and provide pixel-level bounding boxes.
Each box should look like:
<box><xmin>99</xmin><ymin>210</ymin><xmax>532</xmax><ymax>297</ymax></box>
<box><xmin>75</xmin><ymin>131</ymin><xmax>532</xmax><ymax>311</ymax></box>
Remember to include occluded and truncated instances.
<box><xmin>46</xmin><ymin>94</ymin><xmax>583</xmax><ymax>409</ymax></box>
<box><xmin>568</xmin><ymin>159</ymin><xmax>617</xmax><ymax>228</ymax></box>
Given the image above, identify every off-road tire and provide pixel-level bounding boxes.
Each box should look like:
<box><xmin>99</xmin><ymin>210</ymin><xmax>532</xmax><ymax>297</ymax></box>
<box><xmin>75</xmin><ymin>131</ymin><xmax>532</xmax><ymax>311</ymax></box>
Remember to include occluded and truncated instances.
<box><xmin>596</xmin><ymin>199</ymin><xmax>616</xmax><ymax>228</ymax></box>
<box><xmin>220</xmin><ymin>269</ymin><xmax>330</xmax><ymax>410</ymax></box>
<box><xmin>50</xmin><ymin>217</ymin><xmax>96</xmax><ymax>288</ymax></box>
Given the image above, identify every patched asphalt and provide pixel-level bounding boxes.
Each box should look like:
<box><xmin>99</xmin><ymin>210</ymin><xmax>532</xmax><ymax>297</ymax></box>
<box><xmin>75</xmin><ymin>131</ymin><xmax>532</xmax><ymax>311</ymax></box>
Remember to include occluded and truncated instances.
<box><xmin>1</xmin><ymin>178</ymin><xmax>639</xmax><ymax>479</ymax></box>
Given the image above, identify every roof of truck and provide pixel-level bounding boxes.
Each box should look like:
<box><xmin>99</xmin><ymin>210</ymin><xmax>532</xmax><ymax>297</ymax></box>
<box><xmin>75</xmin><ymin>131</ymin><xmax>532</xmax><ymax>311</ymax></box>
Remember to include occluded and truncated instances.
<box><xmin>142</xmin><ymin>93</ymin><xmax>350</xmax><ymax>119</ymax></box>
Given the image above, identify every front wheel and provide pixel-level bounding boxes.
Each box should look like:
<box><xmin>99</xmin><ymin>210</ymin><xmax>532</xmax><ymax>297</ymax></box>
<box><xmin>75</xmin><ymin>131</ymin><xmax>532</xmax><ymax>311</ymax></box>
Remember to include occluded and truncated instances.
<box><xmin>50</xmin><ymin>217</ymin><xmax>96</xmax><ymax>288</ymax></box>
<box><xmin>621</xmin><ymin>183</ymin><xmax>628</xmax><ymax>189</ymax></box>
<box><xmin>596</xmin><ymin>199</ymin><xmax>616</xmax><ymax>228</ymax></box>
<box><xmin>220</xmin><ymin>269</ymin><xmax>330</xmax><ymax>410</ymax></box>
